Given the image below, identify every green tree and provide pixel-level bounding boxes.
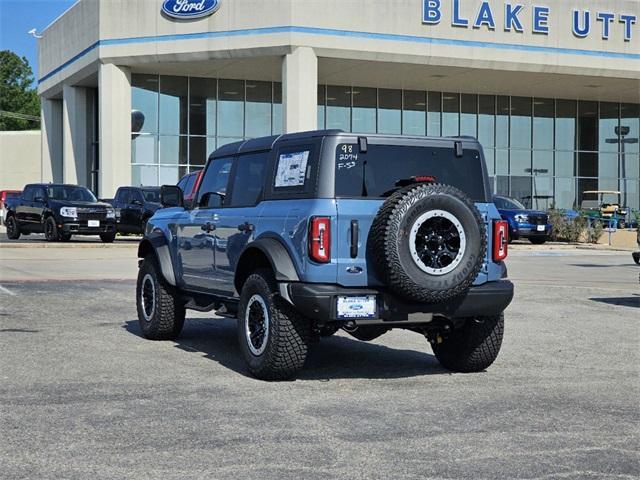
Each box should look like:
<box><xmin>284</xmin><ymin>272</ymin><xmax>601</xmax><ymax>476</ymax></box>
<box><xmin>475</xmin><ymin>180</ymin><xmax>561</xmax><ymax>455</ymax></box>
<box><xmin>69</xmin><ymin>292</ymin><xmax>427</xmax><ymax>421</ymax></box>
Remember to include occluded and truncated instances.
<box><xmin>0</xmin><ymin>50</ymin><xmax>40</xmax><ymax>131</ymax></box>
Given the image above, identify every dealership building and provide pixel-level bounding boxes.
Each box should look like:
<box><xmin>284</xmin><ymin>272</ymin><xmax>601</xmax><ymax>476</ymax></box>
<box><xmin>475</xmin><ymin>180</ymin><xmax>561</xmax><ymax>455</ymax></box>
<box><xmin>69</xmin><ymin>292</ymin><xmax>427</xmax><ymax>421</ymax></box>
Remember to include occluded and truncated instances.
<box><xmin>37</xmin><ymin>0</ymin><xmax>639</xmax><ymax>210</ymax></box>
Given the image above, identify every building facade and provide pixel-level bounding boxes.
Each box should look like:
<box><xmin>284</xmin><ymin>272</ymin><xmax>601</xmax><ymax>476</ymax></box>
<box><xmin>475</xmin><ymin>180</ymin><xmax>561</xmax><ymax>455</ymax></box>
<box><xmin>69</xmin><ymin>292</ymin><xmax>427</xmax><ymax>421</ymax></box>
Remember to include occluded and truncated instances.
<box><xmin>38</xmin><ymin>0</ymin><xmax>639</xmax><ymax>210</ymax></box>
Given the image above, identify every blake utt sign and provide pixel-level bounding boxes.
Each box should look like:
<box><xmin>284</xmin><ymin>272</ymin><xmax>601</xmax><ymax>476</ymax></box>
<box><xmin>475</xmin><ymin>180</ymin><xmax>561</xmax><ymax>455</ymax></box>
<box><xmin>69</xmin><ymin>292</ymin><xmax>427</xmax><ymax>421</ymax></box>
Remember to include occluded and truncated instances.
<box><xmin>423</xmin><ymin>0</ymin><xmax>637</xmax><ymax>41</ymax></box>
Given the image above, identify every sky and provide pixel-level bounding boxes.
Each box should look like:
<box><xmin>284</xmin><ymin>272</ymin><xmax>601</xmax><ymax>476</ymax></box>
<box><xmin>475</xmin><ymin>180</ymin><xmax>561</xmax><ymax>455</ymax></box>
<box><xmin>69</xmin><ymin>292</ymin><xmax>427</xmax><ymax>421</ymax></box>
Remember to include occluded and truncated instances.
<box><xmin>0</xmin><ymin>0</ymin><xmax>76</xmax><ymax>82</ymax></box>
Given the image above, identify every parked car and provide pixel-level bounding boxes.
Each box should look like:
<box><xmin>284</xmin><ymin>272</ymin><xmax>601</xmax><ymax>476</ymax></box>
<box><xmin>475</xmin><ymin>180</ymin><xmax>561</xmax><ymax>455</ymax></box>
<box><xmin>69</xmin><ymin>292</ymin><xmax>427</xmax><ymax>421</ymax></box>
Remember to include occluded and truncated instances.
<box><xmin>177</xmin><ymin>170</ymin><xmax>203</xmax><ymax>205</ymax></box>
<box><xmin>135</xmin><ymin>131</ymin><xmax>514</xmax><ymax>380</ymax></box>
<box><xmin>0</xmin><ymin>190</ymin><xmax>21</xmax><ymax>225</ymax></box>
<box><xmin>494</xmin><ymin>195</ymin><xmax>551</xmax><ymax>244</ymax></box>
<box><xmin>4</xmin><ymin>183</ymin><xmax>117</xmax><ymax>242</ymax></box>
<box><xmin>108</xmin><ymin>186</ymin><xmax>162</xmax><ymax>235</ymax></box>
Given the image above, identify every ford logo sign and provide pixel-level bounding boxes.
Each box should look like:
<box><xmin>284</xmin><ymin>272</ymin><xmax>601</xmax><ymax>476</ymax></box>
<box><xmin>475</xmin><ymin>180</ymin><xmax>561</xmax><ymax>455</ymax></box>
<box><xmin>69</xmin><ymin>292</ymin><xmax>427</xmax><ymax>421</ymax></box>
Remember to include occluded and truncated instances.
<box><xmin>349</xmin><ymin>304</ymin><xmax>363</xmax><ymax>311</ymax></box>
<box><xmin>162</xmin><ymin>0</ymin><xmax>221</xmax><ymax>20</ymax></box>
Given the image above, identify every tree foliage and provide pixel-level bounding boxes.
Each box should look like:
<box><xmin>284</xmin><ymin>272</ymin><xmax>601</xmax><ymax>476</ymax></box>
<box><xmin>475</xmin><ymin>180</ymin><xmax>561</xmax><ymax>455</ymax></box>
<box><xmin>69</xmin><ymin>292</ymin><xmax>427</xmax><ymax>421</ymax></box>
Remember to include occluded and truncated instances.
<box><xmin>0</xmin><ymin>50</ymin><xmax>40</xmax><ymax>131</ymax></box>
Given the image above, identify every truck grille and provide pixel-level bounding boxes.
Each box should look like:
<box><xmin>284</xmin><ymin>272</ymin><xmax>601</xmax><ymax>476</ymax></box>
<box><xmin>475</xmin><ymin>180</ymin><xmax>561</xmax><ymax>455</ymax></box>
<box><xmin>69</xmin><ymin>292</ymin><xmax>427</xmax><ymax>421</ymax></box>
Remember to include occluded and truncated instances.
<box><xmin>529</xmin><ymin>214</ymin><xmax>548</xmax><ymax>225</ymax></box>
<box><xmin>77</xmin><ymin>208</ymin><xmax>107</xmax><ymax>221</ymax></box>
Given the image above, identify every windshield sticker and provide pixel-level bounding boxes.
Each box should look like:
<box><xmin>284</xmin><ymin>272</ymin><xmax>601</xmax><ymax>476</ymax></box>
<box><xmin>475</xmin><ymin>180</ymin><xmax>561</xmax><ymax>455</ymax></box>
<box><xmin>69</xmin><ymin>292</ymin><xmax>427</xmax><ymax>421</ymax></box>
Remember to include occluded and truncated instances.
<box><xmin>275</xmin><ymin>151</ymin><xmax>309</xmax><ymax>188</ymax></box>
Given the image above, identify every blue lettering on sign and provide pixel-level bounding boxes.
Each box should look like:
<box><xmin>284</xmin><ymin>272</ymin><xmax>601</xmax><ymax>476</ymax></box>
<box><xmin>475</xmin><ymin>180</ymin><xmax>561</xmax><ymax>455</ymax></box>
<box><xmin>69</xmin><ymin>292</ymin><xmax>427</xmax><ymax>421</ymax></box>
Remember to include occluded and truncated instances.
<box><xmin>504</xmin><ymin>3</ymin><xmax>524</xmax><ymax>32</ymax></box>
<box><xmin>474</xmin><ymin>2</ymin><xmax>496</xmax><ymax>30</ymax></box>
<box><xmin>573</xmin><ymin>10</ymin><xmax>591</xmax><ymax>38</ymax></box>
<box><xmin>423</xmin><ymin>0</ymin><xmax>442</xmax><ymax>24</ymax></box>
<box><xmin>420</xmin><ymin>2</ymin><xmax>635</xmax><ymax>41</ymax></box>
<box><xmin>452</xmin><ymin>0</ymin><xmax>469</xmax><ymax>27</ymax></box>
<box><xmin>619</xmin><ymin>14</ymin><xmax>637</xmax><ymax>42</ymax></box>
<box><xmin>532</xmin><ymin>6</ymin><xmax>550</xmax><ymax>34</ymax></box>
<box><xmin>162</xmin><ymin>0</ymin><xmax>220</xmax><ymax>20</ymax></box>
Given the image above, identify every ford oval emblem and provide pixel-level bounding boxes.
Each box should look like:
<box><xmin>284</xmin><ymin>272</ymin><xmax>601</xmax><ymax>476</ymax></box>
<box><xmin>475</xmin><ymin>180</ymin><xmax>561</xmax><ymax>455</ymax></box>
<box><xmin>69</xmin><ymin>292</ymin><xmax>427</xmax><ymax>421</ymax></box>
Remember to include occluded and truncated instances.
<box><xmin>349</xmin><ymin>304</ymin><xmax>363</xmax><ymax>311</ymax></box>
<box><xmin>162</xmin><ymin>0</ymin><xmax>221</xmax><ymax>20</ymax></box>
<box><xmin>346</xmin><ymin>266</ymin><xmax>363</xmax><ymax>274</ymax></box>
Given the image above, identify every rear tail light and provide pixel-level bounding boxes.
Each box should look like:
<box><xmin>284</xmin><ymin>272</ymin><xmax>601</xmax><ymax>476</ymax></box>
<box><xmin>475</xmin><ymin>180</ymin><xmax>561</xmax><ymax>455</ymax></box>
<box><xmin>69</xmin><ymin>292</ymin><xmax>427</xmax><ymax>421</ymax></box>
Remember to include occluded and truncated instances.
<box><xmin>493</xmin><ymin>220</ymin><xmax>508</xmax><ymax>262</ymax></box>
<box><xmin>309</xmin><ymin>216</ymin><xmax>331</xmax><ymax>263</ymax></box>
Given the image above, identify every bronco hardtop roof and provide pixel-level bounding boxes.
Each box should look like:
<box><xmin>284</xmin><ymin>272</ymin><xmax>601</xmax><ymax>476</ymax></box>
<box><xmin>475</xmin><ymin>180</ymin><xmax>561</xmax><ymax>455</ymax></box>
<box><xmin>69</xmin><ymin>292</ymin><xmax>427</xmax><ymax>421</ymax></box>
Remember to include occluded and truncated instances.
<box><xmin>210</xmin><ymin>130</ymin><xmax>481</xmax><ymax>160</ymax></box>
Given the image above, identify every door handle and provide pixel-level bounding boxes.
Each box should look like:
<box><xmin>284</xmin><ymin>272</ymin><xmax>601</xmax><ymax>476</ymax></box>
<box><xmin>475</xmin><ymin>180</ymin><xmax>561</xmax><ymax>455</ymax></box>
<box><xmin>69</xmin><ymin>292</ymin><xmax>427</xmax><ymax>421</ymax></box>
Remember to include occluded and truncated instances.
<box><xmin>201</xmin><ymin>222</ymin><xmax>216</xmax><ymax>233</ymax></box>
<box><xmin>237</xmin><ymin>222</ymin><xmax>255</xmax><ymax>233</ymax></box>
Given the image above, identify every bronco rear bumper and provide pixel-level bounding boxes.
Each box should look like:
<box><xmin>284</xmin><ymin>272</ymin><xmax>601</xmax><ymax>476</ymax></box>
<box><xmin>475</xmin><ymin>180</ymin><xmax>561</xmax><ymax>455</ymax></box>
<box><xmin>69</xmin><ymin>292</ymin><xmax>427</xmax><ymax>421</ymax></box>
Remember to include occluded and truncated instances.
<box><xmin>285</xmin><ymin>280</ymin><xmax>514</xmax><ymax>326</ymax></box>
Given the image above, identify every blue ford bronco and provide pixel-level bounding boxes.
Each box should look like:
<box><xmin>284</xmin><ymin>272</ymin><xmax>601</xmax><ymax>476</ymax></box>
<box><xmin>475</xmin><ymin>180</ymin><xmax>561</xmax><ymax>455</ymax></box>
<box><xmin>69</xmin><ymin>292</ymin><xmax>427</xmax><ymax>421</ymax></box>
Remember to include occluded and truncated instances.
<box><xmin>136</xmin><ymin>130</ymin><xmax>513</xmax><ymax>380</ymax></box>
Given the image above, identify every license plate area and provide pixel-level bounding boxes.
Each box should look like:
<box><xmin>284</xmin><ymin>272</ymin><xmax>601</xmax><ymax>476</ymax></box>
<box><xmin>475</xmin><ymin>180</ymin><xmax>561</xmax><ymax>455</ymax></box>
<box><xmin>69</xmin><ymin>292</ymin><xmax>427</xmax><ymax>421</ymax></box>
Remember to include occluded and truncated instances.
<box><xmin>536</xmin><ymin>225</ymin><xmax>545</xmax><ymax>232</ymax></box>
<box><xmin>88</xmin><ymin>220</ymin><xmax>100</xmax><ymax>228</ymax></box>
<box><xmin>336</xmin><ymin>295</ymin><xmax>377</xmax><ymax>319</ymax></box>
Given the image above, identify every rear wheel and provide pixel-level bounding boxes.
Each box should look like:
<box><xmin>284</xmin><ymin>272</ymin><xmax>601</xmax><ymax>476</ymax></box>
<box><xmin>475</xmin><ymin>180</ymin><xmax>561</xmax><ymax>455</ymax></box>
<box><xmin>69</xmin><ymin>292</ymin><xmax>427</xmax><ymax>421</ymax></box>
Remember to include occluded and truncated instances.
<box><xmin>431</xmin><ymin>313</ymin><xmax>504</xmax><ymax>373</ymax></box>
<box><xmin>136</xmin><ymin>256</ymin><xmax>185</xmax><ymax>340</ymax></box>
<box><xmin>6</xmin><ymin>215</ymin><xmax>20</xmax><ymax>240</ymax></box>
<box><xmin>237</xmin><ymin>269</ymin><xmax>311</xmax><ymax>380</ymax></box>
<box><xmin>5</xmin><ymin>216</ymin><xmax>20</xmax><ymax>240</ymax></box>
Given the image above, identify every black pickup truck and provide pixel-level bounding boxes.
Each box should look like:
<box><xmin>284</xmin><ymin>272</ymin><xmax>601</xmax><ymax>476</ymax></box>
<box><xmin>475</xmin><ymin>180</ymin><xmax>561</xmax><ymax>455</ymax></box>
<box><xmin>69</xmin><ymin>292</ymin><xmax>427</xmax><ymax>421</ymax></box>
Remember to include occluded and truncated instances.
<box><xmin>107</xmin><ymin>186</ymin><xmax>162</xmax><ymax>235</ymax></box>
<box><xmin>4</xmin><ymin>183</ymin><xmax>117</xmax><ymax>242</ymax></box>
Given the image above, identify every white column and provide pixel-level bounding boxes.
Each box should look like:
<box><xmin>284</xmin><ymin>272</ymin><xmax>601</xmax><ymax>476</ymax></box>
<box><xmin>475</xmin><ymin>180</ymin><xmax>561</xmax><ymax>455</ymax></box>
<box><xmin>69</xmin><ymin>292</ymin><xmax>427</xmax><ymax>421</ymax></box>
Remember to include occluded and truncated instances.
<box><xmin>282</xmin><ymin>47</ymin><xmax>318</xmax><ymax>133</ymax></box>
<box><xmin>41</xmin><ymin>97</ymin><xmax>63</xmax><ymax>183</ymax></box>
<box><xmin>98</xmin><ymin>63</ymin><xmax>131</xmax><ymax>198</ymax></box>
<box><xmin>62</xmin><ymin>84</ymin><xmax>88</xmax><ymax>186</ymax></box>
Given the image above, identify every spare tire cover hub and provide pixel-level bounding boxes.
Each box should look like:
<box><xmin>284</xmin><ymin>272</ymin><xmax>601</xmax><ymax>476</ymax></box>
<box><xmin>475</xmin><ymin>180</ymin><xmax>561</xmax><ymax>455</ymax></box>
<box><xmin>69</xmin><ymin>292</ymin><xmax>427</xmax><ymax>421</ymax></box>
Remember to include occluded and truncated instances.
<box><xmin>409</xmin><ymin>209</ymin><xmax>466</xmax><ymax>276</ymax></box>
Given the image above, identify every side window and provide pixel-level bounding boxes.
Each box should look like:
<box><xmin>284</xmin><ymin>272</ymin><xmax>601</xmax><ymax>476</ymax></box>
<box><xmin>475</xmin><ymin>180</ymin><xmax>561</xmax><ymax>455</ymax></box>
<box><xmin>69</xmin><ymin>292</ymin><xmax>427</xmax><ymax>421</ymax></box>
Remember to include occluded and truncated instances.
<box><xmin>267</xmin><ymin>143</ymin><xmax>318</xmax><ymax>198</ymax></box>
<box><xmin>177</xmin><ymin>175</ymin><xmax>189</xmax><ymax>192</ymax></box>
<box><xmin>23</xmin><ymin>186</ymin><xmax>35</xmax><ymax>202</ymax></box>
<box><xmin>197</xmin><ymin>157</ymin><xmax>234</xmax><ymax>207</ymax></box>
<box><xmin>34</xmin><ymin>187</ymin><xmax>46</xmax><ymax>201</ymax></box>
<box><xmin>228</xmin><ymin>152</ymin><xmax>269</xmax><ymax>207</ymax></box>
<box><xmin>183</xmin><ymin>174</ymin><xmax>196</xmax><ymax>195</ymax></box>
<box><xmin>115</xmin><ymin>189</ymin><xmax>126</xmax><ymax>203</ymax></box>
<box><xmin>132</xmin><ymin>189</ymin><xmax>144</xmax><ymax>204</ymax></box>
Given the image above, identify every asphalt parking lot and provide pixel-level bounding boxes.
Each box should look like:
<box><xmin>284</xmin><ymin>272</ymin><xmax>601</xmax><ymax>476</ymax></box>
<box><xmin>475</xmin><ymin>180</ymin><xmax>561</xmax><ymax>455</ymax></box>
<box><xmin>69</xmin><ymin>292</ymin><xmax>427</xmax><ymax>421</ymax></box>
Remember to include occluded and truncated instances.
<box><xmin>1</xmin><ymin>237</ymin><xmax>639</xmax><ymax>479</ymax></box>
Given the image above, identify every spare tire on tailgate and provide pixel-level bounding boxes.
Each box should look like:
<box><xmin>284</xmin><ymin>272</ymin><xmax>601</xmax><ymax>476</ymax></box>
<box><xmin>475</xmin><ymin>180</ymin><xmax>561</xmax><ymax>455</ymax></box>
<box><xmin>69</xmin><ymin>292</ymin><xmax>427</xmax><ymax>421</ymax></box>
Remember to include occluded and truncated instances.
<box><xmin>370</xmin><ymin>183</ymin><xmax>486</xmax><ymax>303</ymax></box>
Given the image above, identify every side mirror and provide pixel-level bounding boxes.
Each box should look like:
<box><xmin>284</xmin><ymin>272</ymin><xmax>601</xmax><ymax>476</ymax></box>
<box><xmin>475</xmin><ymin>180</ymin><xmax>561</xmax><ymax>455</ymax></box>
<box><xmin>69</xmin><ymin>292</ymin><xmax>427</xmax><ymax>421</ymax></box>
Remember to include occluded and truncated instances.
<box><xmin>131</xmin><ymin>198</ymin><xmax>143</xmax><ymax>206</ymax></box>
<box><xmin>160</xmin><ymin>185</ymin><xmax>184</xmax><ymax>208</ymax></box>
<box><xmin>199</xmin><ymin>192</ymin><xmax>224</xmax><ymax>209</ymax></box>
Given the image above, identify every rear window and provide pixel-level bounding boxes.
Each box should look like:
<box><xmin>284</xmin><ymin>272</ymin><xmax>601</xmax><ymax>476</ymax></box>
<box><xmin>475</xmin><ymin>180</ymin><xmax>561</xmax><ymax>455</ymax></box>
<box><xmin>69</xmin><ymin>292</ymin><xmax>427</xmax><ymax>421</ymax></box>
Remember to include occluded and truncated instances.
<box><xmin>335</xmin><ymin>144</ymin><xmax>486</xmax><ymax>201</ymax></box>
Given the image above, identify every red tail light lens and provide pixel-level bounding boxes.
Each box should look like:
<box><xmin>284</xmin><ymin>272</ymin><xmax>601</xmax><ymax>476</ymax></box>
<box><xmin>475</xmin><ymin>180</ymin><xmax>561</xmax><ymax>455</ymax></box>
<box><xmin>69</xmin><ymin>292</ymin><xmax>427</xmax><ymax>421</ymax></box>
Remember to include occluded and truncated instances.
<box><xmin>493</xmin><ymin>220</ymin><xmax>508</xmax><ymax>262</ymax></box>
<box><xmin>309</xmin><ymin>217</ymin><xmax>331</xmax><ymax>263</ymax></box>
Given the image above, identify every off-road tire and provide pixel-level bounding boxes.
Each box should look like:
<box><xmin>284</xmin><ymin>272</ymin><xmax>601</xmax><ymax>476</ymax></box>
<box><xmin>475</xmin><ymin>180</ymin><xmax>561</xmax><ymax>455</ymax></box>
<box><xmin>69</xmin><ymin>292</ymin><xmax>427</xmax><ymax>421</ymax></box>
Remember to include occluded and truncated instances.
<box><xmin>100</xmin><ymin>232</ymin><xmax>116</xmax><ymax>243</ymax></box>
<box><xmin>44</xmin><ymin>216</ymin><xmax>61</xmax><ymax>242</ymax></box>
<box><xmin>136</xmin><ymin>256</ymin><xmax>185</xmax><ymax>340</ymax></box>
<box><xmin>370</xmin><ymin>183</ymin><xmax>486</xmax><ymax>303</ymax></box>
<box><xmin>432</xmin><ymin>313</ymin><xmax>504</xmax><ymax>373</ymax></box>
<box><xmin>5</xmin><ymin>215</ymin><xmax>20</xmax><ymax>240</ymax></box>
<box><xmin>237</xmin><ymin>269</ymin><xmax>311</xmax><ymax>380</ymax></box>
<box><xmin>529</xmin><ymin>237</ymin><xmax>547</xmax><ymax>245</ymax></box>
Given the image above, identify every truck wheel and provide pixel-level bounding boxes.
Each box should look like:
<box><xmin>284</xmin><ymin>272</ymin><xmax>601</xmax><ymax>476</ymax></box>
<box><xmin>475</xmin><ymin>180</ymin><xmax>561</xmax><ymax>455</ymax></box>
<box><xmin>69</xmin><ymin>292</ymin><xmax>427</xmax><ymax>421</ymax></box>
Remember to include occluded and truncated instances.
<box><xmin>237</xmin><ymin>269</ymin><xmax>310</xmax><ymax>380</ymax></box>
<box><xmin>44</xmin><ymin>217</ymin><xmax>61</xmax><ymax>242</ymax></box>
<box><xmin>529</xmin><ymin>237</ymin><xmax>547</xmax><ymax>245</ymax></box>
<box><xmin>431</xmin><ymin>313</ymin><xmax>504</xmax><ymax>373</ymax></box>
<box><xmin>5</xmin><ymin>216</ymin><xmax>21</xmax><ymax>240</ymax></box>
<box><xmin>100</xmin><ymin>232</ymin><xmax>116</xmax><ymax>243</ymax></box>
<box><xmin>342</xmin><ymin>325</ymin><xmax>388</xmax><ymax>342</ymax></box>
<box><xmin>370</xmin><ymin>183</ymin><xmax>486</xmax><ymax>303</ymax></box>
<box><xmin>136</xmin><ymin>256</ymin><xmax>185</xmax><ymax>340</ymax></box>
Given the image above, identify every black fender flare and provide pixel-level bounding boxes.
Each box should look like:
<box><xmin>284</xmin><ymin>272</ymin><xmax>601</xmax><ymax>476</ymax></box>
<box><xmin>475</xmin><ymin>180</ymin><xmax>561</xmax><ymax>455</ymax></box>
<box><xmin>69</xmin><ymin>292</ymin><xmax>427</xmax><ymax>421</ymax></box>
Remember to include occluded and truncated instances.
<box><xmin>137</xmin><ymin>231</ymin><xmax>177</xmax><ymax>286</ymax></box>
<box><xmin>234</xmin><ymin>237</ymin><xmax>300</xmax><ymax>292</ymax></box>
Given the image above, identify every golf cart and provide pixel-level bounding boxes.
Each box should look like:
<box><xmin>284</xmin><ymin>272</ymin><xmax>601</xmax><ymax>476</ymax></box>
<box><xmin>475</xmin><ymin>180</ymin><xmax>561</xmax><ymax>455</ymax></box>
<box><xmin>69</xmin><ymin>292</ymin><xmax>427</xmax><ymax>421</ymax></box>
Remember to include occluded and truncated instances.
<box><xmin>581</xmin><ymin>191</ymin><xmax>629</xmax><ymax>229</ymax></box>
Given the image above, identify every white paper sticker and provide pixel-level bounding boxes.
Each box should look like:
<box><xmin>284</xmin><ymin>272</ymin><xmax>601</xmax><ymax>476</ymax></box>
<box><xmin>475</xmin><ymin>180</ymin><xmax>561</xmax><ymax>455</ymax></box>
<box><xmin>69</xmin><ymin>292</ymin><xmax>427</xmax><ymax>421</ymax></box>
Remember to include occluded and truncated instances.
<box><xmin>275</xmin><ymin>151</ymin><xmax>309</xmax><ymax>188</ymax></box>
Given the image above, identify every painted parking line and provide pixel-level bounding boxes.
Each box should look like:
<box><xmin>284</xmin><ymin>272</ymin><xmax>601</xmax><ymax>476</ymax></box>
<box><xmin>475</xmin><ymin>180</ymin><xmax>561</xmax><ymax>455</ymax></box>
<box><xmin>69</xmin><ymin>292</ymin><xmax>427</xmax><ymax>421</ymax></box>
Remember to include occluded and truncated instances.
<box><xmin>0</xmin><ymin>285</ymin><xmax>16</xmax><ymax>296</ymax></box>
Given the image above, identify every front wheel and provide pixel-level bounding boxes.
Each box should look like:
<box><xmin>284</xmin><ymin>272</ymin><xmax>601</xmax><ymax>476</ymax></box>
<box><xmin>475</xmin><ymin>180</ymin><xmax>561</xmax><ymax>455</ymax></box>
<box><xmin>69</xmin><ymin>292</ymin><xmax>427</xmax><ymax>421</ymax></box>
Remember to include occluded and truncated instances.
<box><xmin>136</xmin><ymin>256</ymin><xmax>185</xmax><ymax>340</ymax></box>
<box><xmin>431</xmin><ymin>313</ymin><xmax>504</xmax><ymax>373</ymax></box>
<box><xmin>100</xmin><ymin>232</ymin><xmax>116</xmax><ymax>243</ymax></box>
<box><xmin>237</xmin><ymin>269</ymin><xmax>311</xmax><ymax>380</ymax></box>
<box><xmin>44</xmin><ymin>217</ymin><xmax>61</xmax><ymax>242</ymax></box>
<box><xmin>529</xmin><ymin>237</ymin><xmax>547</xmax><ymax>245</ymax></box>
<box><xmin>5</xmin><ymin>216</ymin><xmax>21</xmax><ymax>240</ymax></box>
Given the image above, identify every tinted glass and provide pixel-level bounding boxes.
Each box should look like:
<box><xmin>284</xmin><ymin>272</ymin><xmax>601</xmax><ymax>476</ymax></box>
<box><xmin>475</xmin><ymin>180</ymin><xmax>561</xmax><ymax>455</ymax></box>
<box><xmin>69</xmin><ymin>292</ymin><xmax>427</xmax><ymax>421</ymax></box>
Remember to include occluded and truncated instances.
<box><xmin>556</xmin><ymin>100</ymin><xmax>576</xmax><ymax>151</ymax></box>
<box><xmin>442</xmin><ymin>93</ymin><xmax>459</xmax><ymax>136</ymax></box>
<box><xmin>142</xmin><ymin>189</ymin><xmax>161</xmax><ymax>202</ymax></box>
<box><xmin>246</xmin><ymin>81</ymin><xmax>272</xmax><ymax>138</ymax></box>
<box><xmin>23</xmin><ymin>186</ymin><xmax>35</xmax><ymax>201</ymax></box>
<box><xmin>599</xmin><ymin>103</ymin><xmax>619</xmax><ymax>153</ymax></box>
<box><xmin>218</xmin><ymin>79</ymin><xmax>245</xmax><ymax>137</ymax></box>
<box><xmin>494</xmin><ymin>196</ymin><xmax>525</xmax><ymax>209</ymax></box>
<box><xmin>533</xmin><ymin>98</ymin><xmax>554</xmax><ymax>150</ymax></box>
<box><xmin>181</xmin><ymin>174</ymin><xmax>196</xmax><ymax>195</ymax></box>
<box><xmin>177</xmin><ymin>175</ymin><xmax>189</xmax><ymax>191</ymax></box>
<box><xmin>317</xmin><ymin>85</ymin><xmax>326</xmax><ymax>130</ymax></box>
<box><xmin>189</xmin><ymin>77</ymin><xmax>216</xmax><ymax>136</ymax></box>
<box><xmin>159</xmin><ymin>136</ymin><xmax>187</xmax><ymax>165</ymax></box>
<box><xmin>272</xmin><ymin>83</ymin><xmax>283</xmax><ymax>135</ymax></box>
<box><xmin>131</xmin><ymin>74</ymin><xmax>159</xmax><ymax>134</ymax></box>
<box><xmin>511</xmin><ymin>97</ymin><xmax>532</xmax><ymax>150</ymax></box>
<box><xmin>378</xmin><ymin>89</ymin><xmax>402</xmax><ymax>135</ymax></box>
<box><xmin>115</xmin><ymin>188</ymin><xmax>129</xmax><ymax>203</ymax></box>
<box><xmin>460</xmin><ymin>94</ymin><xmax>478</xmax><ymax>137</ymax></box>
<box><xmin>427</xmin><ymin>92</ymin><xmax>441</xmax><ymax>136</ymax></box>
<box><xmin>335</xmin><ymin>144</ymin><xmax>486</xmax><ymax>201</ymax></box>
<box><xmin>159</xmin><ymin>76</ymin><xmax>188</xmax><ymax>135</ymax></box>
<box><xmin>197</xmin><ymin>157</ymin><xmax>234</xmax><ymax>205</ymax></box>
<box><xmin>46</xmin><ymin>185</ymin><xmax>97</xmax><ymax>202</ymax></box>
<box><xmin>352</xmin><ymin>87</ymin><xmax>376</xmax><ymax>133</ymax></box>
<box><xmin>402</xmin><ymin>90</ymin><xmax>426</xmax><ymax>136</ymax></box>
<box><xmin>578</xmin><ymin>101</ymin><xmax>598</xmax><ymax>151</ymax></box>
<box><xmin>326</xmin><ymin>86</ymin><xmax>351</xmax><ymax>131</ymax></box>
<box><xmin>229</xmin><ymin>152</ymin><xmax>269</xmax><ymax>207</ymax></box>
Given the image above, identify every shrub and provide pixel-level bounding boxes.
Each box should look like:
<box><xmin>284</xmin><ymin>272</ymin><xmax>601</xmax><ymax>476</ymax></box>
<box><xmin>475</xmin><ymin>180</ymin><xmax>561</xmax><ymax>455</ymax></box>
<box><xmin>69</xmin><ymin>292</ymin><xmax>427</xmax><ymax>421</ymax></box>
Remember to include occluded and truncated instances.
<box><xmin>585</xmin><ymin>219</ymin><xmax>604</xmax><ymax>244</ymax></box>
<box><xmin>548</xmin><ymin>209</ymin><xmax>587</xmax><ymax>243</ymax></box>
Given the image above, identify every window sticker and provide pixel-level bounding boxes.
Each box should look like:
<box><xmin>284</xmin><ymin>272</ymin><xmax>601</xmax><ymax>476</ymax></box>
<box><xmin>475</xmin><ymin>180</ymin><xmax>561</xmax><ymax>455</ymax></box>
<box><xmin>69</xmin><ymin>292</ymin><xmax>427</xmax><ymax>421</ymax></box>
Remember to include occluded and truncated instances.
<box><xmin>275</xmin><ymin>151</ymin><xmax>310</xmax><ymax>188</ymax></box>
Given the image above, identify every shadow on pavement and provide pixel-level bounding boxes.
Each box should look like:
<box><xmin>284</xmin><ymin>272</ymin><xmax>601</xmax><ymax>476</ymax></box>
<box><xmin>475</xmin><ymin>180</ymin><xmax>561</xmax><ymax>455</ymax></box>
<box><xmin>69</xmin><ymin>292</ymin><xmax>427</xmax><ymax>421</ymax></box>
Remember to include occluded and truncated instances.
<box><xmin>590</xmin><ymin>296</ymin><xmax>640</xmax><ymax>309</ymax></box>
<box><xmin>123</xmin><ymin>318</ymin><xmax>449</xmax><ymax>380</ymax></box>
